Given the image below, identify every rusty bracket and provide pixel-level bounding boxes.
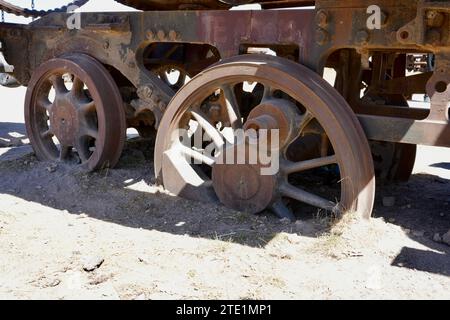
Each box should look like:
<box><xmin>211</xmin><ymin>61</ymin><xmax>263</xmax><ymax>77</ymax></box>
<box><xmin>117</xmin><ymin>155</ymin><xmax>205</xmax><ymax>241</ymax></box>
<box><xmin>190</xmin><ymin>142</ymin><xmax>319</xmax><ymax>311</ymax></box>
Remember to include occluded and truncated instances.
<box><xmin>397</xmin><ymin>1</ymin><xmax>450</xmax><ymax>48</ymax></box>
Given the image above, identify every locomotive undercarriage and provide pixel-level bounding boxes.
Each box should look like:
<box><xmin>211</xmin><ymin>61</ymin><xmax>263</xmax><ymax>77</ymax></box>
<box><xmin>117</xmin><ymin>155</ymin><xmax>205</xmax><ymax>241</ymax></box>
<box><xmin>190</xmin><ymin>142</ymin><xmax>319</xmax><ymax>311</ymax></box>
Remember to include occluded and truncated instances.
<box><xmin>0</xmin><ymin>0</ymin><xmax>448</xmax><ymax>220</ymax></box>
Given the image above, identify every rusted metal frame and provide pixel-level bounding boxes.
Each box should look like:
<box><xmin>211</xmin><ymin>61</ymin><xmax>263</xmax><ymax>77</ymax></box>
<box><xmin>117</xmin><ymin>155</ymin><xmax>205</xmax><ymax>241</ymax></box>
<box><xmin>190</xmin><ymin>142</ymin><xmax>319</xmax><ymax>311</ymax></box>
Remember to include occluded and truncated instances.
<box><xmin>356</xmin><ymin>54</ymin><xmax>449</xmax><ymax>144</ymax></box>
<box><xmin>25</xmin><ymin>10</ymin><xmax>316</xmax><ymax>68</ymax></box>
<box><xmin>357</xmin><ymin>52</ymin><xmax>431</xmax><ymax>120</ymax></box>
<box><xmin>115</xmin><ymin>0</ymin><xmax>316</xmax><ymax>11</ymax></box>
<box><xmin>426</xmin><ymin>53</ymin><xmax>450</xmax><ymax>121</ymax></box>
<box><xmin>397</xmin><ymin>1</ymin><xmax>450</xmax><ymax>48</ymax></box>
<box><xmin>1</xmin><ymin>4</ymin><xmax>447</xmax><ymax>148</ymax></box>
<box><xmin>13</xmin><ymin>10</ymin><xmax>316</xmax><ymax>125</ymax></box>
<box><xmin>20</xmin><ymin>12</ymin><xmax>175</xmax><ymax>125</ymax></box>
<box><xmin>314</xmin><ymin>1</ymin><xmax>449</xmax><ymax>147</ymax></box>
<box><xmin>0</xmin><ymin>9</ymin><xmax>317</xmax><ymax>134</ymax></box>
<box><xmin>368</xmin><ymin>72</ymin><xmax>432</xmax><ymax>98</ymax></box>
<box><xmin>133</xmin><ymin>9</ymin><xmax>316</xmax><ymax>122</ymax></box>
<box><xmin>356</xmin><ymin>105</ymin><xmax>430</xmax><ymax>120</ymax></box>
<box><xmin>358</xmin><ymin>115</ymin><xmax>450</xmax><ymax>147</ymax></box>
<box><xmin>0</xmin><ymin>22</ymin><xmax>31</xmax><ymax>84</ymax></box>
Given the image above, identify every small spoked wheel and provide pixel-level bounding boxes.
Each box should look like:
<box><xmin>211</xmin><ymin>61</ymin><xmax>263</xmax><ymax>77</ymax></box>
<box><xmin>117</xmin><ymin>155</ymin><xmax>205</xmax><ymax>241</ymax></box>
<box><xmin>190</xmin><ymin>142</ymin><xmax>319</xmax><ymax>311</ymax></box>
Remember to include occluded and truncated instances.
<box><xmin>155</xmin><ymin>55</ymin><xmax>376</xmax><ymax>220</ymax></box>
<box><xmin>25</xmin><ymin>54</ymin><xmax>126</xmax><ymax>171</ymax></box>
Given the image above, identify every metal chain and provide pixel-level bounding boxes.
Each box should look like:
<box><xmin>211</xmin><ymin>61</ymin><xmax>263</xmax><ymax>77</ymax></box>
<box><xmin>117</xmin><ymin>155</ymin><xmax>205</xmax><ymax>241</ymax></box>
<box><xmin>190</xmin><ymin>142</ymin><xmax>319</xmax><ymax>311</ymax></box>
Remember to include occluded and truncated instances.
<box><xmin>31</xmin><ymin>0</ymin><xmax>35</xmax><ymax>20</ymax></box>
<box><xmin>0</xmin><ymin>0</ymin><xmax>90</xmax><ymax>19</ymax></box>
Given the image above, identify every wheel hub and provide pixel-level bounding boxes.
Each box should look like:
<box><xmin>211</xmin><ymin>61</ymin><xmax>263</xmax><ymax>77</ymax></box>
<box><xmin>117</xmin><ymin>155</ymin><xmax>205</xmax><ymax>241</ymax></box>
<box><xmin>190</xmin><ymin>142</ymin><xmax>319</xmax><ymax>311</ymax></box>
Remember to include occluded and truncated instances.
<box><xmin>50</xmin><ymin>99</ymin><xmax>79</xmax><ymax>146</ymax></box>
<box><xmin>243</xmin><ymin>99</ymin><xmax>298</xmax><ymax>148</ymax></box>
<box><xmin>224</xmin><ymin>164</ymin><xmax>260</xmax><ymax>200</ymax></box>
<box><xmin>212</xmin><ymin>98</ymin><xmax>301</xmax><ymax>214</ymax></box>
<box><xmin>213</xmin><ymin>148</ymin><xmax>278</xmax><ymax>213</ymax></box>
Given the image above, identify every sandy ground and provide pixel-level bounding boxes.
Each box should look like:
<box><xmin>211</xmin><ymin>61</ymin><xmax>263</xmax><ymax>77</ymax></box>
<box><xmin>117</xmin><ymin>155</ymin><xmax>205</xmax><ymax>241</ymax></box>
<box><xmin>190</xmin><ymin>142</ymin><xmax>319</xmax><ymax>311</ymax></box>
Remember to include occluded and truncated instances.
<box><xmin>0</xmin><ymin>87</ymin><xmax>449</xmax><ymax>300</ymax></box>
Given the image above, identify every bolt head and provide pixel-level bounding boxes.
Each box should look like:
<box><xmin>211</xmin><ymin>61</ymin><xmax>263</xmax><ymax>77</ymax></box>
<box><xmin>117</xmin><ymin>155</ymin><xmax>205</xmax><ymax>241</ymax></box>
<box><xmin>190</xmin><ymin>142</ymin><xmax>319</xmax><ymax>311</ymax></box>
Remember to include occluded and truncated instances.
<box><xmin>157</xmin><ymin>30</ymin><xmax>166</xmax><ymax>41</ymax></box>
<box><xmin>146</xmin><ymin>31</ymin><xmax>155</xmax><ymax>40</ymax></box>
<box><xmin>168</xmin><ymin>30</ymin><xmax>178</xmax><ymax>41</ymax></box>
<box><xmin>427</xmin><ymin>10</ymin><xmax>437</xmax><ymax>20</ymax></box>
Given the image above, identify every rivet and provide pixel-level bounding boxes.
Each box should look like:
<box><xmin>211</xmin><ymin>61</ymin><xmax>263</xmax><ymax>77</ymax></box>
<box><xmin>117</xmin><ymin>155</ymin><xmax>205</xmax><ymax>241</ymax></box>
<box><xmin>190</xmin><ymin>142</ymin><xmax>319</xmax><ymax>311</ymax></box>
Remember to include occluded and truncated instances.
<box><xmin>157</xmin><ymin>30</ymin><xmax>166</xmax><ymax>41</ymax></box>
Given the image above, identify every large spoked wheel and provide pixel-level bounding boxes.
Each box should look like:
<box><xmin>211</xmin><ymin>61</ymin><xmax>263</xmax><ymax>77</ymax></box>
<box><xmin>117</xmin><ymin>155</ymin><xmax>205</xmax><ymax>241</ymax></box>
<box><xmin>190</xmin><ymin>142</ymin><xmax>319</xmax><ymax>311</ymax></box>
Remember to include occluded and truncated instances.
<box><xmin>25</xmin><ymin>54</ymin><xmax>126</xmax><ymax>171</ymax></box>
<box><xmin>155</xmin><ymin>55</ymin><xmax>376</xmax><ymax>219</ymax></box>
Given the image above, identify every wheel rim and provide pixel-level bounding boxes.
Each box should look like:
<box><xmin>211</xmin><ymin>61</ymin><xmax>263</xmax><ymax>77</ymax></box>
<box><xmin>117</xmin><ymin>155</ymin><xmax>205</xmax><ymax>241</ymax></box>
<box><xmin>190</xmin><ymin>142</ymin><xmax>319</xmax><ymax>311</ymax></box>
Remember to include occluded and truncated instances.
<box><xmin>155</xmin><ymin>55</ymin><xmax>376</xmax><ymax>219</ymax></box>
<box><xmin>25</xmin><ymin>54</ymin><xmax>126</xmax><ymax>171</ymax></box>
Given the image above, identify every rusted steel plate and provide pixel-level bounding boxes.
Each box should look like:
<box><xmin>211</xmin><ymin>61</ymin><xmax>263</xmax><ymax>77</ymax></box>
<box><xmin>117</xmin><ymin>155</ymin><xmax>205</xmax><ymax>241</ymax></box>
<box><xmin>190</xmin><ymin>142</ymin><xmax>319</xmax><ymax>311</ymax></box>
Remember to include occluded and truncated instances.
<box><xmin>195</xmin><ymin>10</ymin><xmax>315</xmax><ymax>60</ymax></box>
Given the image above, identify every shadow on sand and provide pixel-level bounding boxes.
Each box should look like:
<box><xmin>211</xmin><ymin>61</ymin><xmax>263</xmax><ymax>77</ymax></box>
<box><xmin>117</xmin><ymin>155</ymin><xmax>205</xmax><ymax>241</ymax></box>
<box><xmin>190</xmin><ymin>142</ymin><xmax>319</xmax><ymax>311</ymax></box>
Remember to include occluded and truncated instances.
<box><xmin>0</xmin><ymin>132</ymin><xmax>448</xmax><ymax>276</ymax></box>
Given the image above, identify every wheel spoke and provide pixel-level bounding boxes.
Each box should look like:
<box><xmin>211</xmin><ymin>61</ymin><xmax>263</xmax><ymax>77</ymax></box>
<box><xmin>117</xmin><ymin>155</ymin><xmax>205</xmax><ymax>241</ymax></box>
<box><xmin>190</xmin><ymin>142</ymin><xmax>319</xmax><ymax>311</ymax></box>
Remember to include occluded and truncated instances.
<box><xmin>38</xmin><ymin>98</ymin><xmax>53</xmax><ymax>112</ymax></box>
<box><xmin>49</xmin><ymin>75</ymin><xmax>67</xmax><ymax>95</ymax></box>
<box><xmin>178</xmin><ymin>145</ymin><xmax>215</xmax><ymax>166</ymax></box>
<box><xmin>159</xmin><ymin>71</ymin><xmax>169</xmax><ymax>84</ymax></box>
<box><xmin>59</xmin><ymin>145</ymin><xmax>72</xmax><ymax>160</ymax></box>
<box><xmin>221</xmin><ymin>84</ymin><xmax>242</xmax><ymax>129</ymax></box>
<box><xmin>283</xmin><ymin>155</ymin><xmax>337</xmax><ymax>175</ymax></box>
<box><xmin>71</xmin><ymin>77</ymin><xmax>84</xmax><ymax>96</ymax></box>
<box><xmin>321</xmin><ymin>134</ymin><xmax>330</xmax><ymax>157</ymax></box>
<box><xmin>271</xmin><ymin>200</ymin><xmax>296</xmax><ymax>221</ymax></box>
<box><xmin>175</xmin><ymin>72</ymin><xmax>187</xmax><ymax>88</ymax></box>
<box><xmin>299</xmin><ymin>111</ymin><xmax>314</xmax><ymax>131</ymax></box>
<box><xmin>81</xmin><ymin>124</ymin><xmax>99</xmax><ymax>140</ymax></box>
<box><xmin>41</xmin><ymin>129</ymin><xmax>54</xmax><ymax>139</ymax></box>
<box><xmin>279</xmin><ymin>182</ymin><xmax>335</xmax><ymax>211</ymax></box>
<box><xmin>76</xmin><ymin>139</ymin><xmax>91</xmax><ymax>163</ymax></box>
<box><xmin>262</xmin><ymin>84</ymin><xmax>274</xmax><ymax>101</ymax></box>
<box><xmin>78</xmin><ymin>100</ymin><xmax>96</xmax><ymax>115</ymax></box>
<box><xmin>191</xmin><ymin>111</ymin><xmax>224</xmax><ymax>149</ymax></box>
<box><xmin>78</xmin><ymin>149</ymin><xmax>89</xmax><ymax>163</ymax></box>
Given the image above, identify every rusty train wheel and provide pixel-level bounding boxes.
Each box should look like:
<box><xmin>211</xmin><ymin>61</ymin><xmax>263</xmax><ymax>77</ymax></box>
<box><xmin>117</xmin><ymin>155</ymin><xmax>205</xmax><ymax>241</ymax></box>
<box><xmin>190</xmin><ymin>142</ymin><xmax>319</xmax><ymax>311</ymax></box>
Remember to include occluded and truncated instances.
<box><xmin>25</xmin><ymin>54</ymin><xmax>126</xmax><ymax>171</ymax></box>
<box><xmin>155</xmin><ymin>55</ymin><xmax>376</xmax><ymax>219</ymax></box>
